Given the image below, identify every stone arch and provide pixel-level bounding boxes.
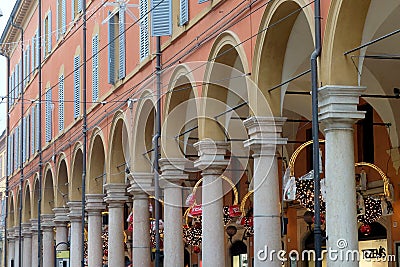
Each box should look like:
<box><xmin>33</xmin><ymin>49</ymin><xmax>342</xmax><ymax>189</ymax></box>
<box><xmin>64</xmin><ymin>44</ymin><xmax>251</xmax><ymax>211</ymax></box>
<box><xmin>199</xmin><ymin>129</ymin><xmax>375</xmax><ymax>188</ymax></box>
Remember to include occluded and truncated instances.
<box><xmin>70</xmin><ymin>143</ymin><xmax>83</xmax><ymax>201</ymax></box>
<box><xmin>8</xmin><ymin>191</ymin><xmax>15</xmax><ymax>227</ymax></box>
<box><xmin>31</xmin><ymin>173</ymin><xmax>39</xmax><ymax>219</ymax></box>
<box><xmin>107</xmin><ymin>111</ymin><xmax>130</xmax><ymax>183</ymax></box>
<box><xmin>200</xmin><ymin>31</ymin><xmax>250</xmax><ymax>141</ymax></box>
<box><xmin>252</xmin><ymin>0</ymin><xmax>314</xmax><ymax>116</ymax></box>
<box><xmin>131</xmin><ymin>91</ymin><xmax>156</xmax><ymax>173</ymax></box>
<box><xmin>88</xmin><ymin>128</ymin><xmax>107</xmax><ymax>193</ymax></box>
<box><xmin>55</xmin><ymin>153</ymin><xmax>69</xmax><ymax>207</ymax></box>
<box><xmin>43</xmin><ymin>163</ymin><xmax>56</xmax><ymax>214</ymax></box>
<box><xmin>321</xmin><ymin>0</ymin><xmax>371</xmax><ymax>85</ymax></box>
<box><xmin>23</xmin><ymin>181</ymin><xmax>32</xmax><ymax>223</ymax></box>
<box><xmin>161</xmin><ymin>64</ymin><xmax>199</xmax><ymax>159</ymax></box>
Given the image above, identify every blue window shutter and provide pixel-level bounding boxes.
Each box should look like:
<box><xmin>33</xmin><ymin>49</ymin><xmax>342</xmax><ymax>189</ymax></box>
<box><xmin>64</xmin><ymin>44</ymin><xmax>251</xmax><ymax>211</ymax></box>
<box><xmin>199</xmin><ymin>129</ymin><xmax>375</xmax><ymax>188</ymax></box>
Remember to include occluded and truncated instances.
<box><xmin>59</xmin><ymin>75</ymin><xmax>64</xmax><ymax>131</ymax></box>
<box><xmin>27</xmin><ymin>46</ymin><xmax>30</xmax><ymax>82</ymax></box>
<box><xmin>74</xmin><ymin>55</ymin><xmax>80</xmax><ymax>118</ymax></box>
<box><xmin>22</xmin><ymin>117</ymin><xmax>26</xmax><ymax>162</ymax></box>
<box><xmin>62</xmin><ymin>0</ymin><xmax>66</xmax><ymax>34</ymax></box>
<box><xmin>31</xmin><ymin>36</ymin><xmax>35</xmax><ymax>72</ymax></box>
<box><xmin>92</xmin><ymin>34</ymin><xmax>99</xmax><ymax>102</ymax></box>
<box><xmin>108</xmin><ymin>13</ymin><xmax>115</xmax><ymax>84</ymax></box>
<box><xmin>35</xmin><ymin>103</ymin><xmax>39</xmax><ymax>151</ymax></box>
<box><xmin>78</xmin><ymin>0</ymin><xmax>82</xmax><ymax>13</ymax></box>
<box><xmin>15</xmin><ymin>127</ymin><xmax>19</xmax><ymax>169</ymax></box>
<box><xmin>139</xmin><ymin>0</ymin><xmax>149</xmax><ymax>61</ymax></box>
<box><xmin>151</xmin><ymin>0</ymin><xmax>172</xmax><ymax>36</ymax></box>
<box><xmin>31</xmin><ymin>108</ymin><xmax>35</xmax><ymax>155</ymax></box>
<box><xmin>16</xmin><ymin>63</ymin><xmax>19</xmax><ymax>96</ymax></box>
<box><xmin>6</xmin><ymin>136</ymin><xmax>10</xmax><ymax>175</ymax></box>
<box><xmin>198</xmin><ymin>0</ymin><xmax>208</xmax><ymax>3</ymax></box>
<box><xmin>45</xmin><ymin>89</ymin><xmax>52</xmax><ymax>142</ymax></box>
<box><xmin>119</xmin><ymin>10</ymin><xmax>126</xmax><ymax>80</ymax></box>
<box><xmin>56</xmin><ymin>1</ymin><xmax>59</xmax><ymax>40</ymax></box>
<box><xmin>180</xmin><ymin>0</ymin><xmax>188</xmax><ymax>26</ymax></box>
<box><xmin>36</xmin><ymin>31</ymin><xmax>40</xmax><ymax>68</ymax></box>
<box><xmin>72</xmin><ymin>0</ymin><xmax>75</xmax><ymax>21</ymax></box>
<box><xmin>48</xmin><ymin>11</ymin><xmax>52</xmax><ymax>53</ymax></box>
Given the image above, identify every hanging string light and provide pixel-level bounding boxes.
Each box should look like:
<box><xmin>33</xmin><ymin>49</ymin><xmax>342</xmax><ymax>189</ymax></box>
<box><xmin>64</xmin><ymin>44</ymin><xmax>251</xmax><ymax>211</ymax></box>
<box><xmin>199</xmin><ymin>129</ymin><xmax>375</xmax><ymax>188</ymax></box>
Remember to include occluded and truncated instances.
<box><xmin>295</xmin><ymin>171</ymin><xmax>326</xmax><ymax>213</ymax></box>
<box><xmin>357</xmin><ymin>196</ymin><xmax>382</xmax><ymax>224</ymax></box>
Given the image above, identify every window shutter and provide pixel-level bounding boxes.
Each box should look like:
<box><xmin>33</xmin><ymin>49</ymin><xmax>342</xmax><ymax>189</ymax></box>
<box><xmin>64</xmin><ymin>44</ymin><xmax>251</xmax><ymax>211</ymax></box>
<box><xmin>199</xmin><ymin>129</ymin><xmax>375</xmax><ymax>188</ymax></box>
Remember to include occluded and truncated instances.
<box><xmin>59</xmin><ymin>75</ymin><xmax>64</xmax><ymax>131</ymax></box>
<box><xmin>36</xmin><ymin>31</ymin><xmax>40</xmax><ymax>68</ymax></box>
<box><xmin>139</xmin><ymin>0</ymin><xmax>149</xmax><ymax>61</ymax></box>
<box><xmin>119</xmin><ymin>10</ymin><xmax>126</xmax><ymax>80</ymax></box>
<box><xmin>15</xmin><ymin>127</ymin><xmax>19</xmax><ymax>169</ymax></box>
<box><xmin>151</xmin><ymin>0</ymin><xmax>172</xmax><ymax>36</ymax></box>
<box><xmin>108</xmin><ymin>13</ymin><xmax>115</xmax><ymax>84</ymax></box>
<box><xmin>36</xmin><ymin>102</ymin><xmax>40</xmax><ymax>151</ymax></box>
<box><xmin>72</xmin><ymin>0</ymin><xmax>75</xmax><ymax>21</ymax></box>
<box><xmin>7</xmin><ymin>136</ymin><xmax>10</xmax><ymax>175</ymax></box>
<box><xmin>22</xmin><ymin>117</ymin><xmax>26</xmax><ymax>162</ymax></box>
<box><xmin>48</xmin><ymin>11</ymin><xmax>52</xmax><ymax>53</ymax></box>
<box><xmin>31</xmin><ymin>107</ymin><xmax>35</xmax><ymax>155</ymax></box>
<box><xmin>45</xmin><ymin>89</ymin><xmax>52</xmax><ymax>142</ymax></box>
<box><xmin>23</xmin><ymin>52</ymin><xmax>26</xmax><ymax>87</ymax></box>
<box><xmin>27</xmin><ymin>46</ymin><xmax>30</xmax><ymax>82</ymax></box>
<box><xmin>31</xmin><ymin>36</ymin><xmax>35</xmax><ymax>72</ymax></box>
<box><xmin>74</xmin><ymin>55</ymin><xmax>80</xmax><ymax>118</ymax></box>
<box><xmin>56</xmin><ymin>1</ymin><xmax>59</xmax><ymax>40</ymax></box>
<box><xmin>16</xmin><ymin>63</ymin><xmax>19</xmax><ymax>97</ymax></box>
<box><xmin>78</xmin><ymin>0</ymin><xmax>82</xmax><ymax>13</ymax></box>
<box><xmin>92</xmin><ymin>34</ymin><xmax>99</xmax><ymax>102</ymax></box>
<box><xmin>180</xmin><ymin>0</ymin><xmax>188</xmax><ymax>26</ymax></box>
<box><xmin>62</xmin><ymin>0</ymin><xmax>66</xmax><ymax>34</ymax></box>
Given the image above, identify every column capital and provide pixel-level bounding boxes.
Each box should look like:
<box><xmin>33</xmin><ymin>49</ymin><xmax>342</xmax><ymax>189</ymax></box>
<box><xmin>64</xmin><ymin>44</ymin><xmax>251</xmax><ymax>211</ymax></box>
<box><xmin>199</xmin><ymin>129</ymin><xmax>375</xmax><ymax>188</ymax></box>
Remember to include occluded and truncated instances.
<box><xmin>127</xmin><ymin>173</ymin><xmax>153</xmax><ymax>195</ymax></box>
<box><xmin>53</xmin><ymin>207</ymin><xmax>70</xmax><ymax>224</ymax></box>
<box><xmin>21</xmin><ymin>223</ymin><xmax>32</xmax><ymax>237</ymax></box>
<box><xmin>41</xmin><ymin>214</ymin><xmax>55</xmax><ymax>230</ymax></box>
<box><xmin>194</xmin><ymin>140</ymin><xmax>228</xmax><ymax>172</ymax></box>
<box><xmin>7</xmin><ymin>229</ymin><xmax>15</xmax><ymax>241</ymax></box>
<box><xmin>319</xmin><ymin>85</ymin><xmax>366</xmax><ymax>128</ymax></box>
<box><xmin>243</xmin><ymin>116</ymin><xmax>287</xmax><ymax>155</ymax></box>
<box><xmin>104</xmin><ymin>183</ymin><xmax>129</xmax><ymax>205</ymax></box>
<box><xmin>86</xmin><ymin>194</ymin><xmax>106</xmax><ymax>213</ymax></box>
<box><xmin>159</xmin><ymin>158</ymin><xmax>189</xmax><ymax>188</ymax></box>
<box><xmin>68</xmin><ymin>201</ymin><xmax>83</xmax><ymax>221</ymax></box>
<box><xmin>30</xmin><ymin>219</ymin><xmax>38</xmax><ymax>232</ymax></box>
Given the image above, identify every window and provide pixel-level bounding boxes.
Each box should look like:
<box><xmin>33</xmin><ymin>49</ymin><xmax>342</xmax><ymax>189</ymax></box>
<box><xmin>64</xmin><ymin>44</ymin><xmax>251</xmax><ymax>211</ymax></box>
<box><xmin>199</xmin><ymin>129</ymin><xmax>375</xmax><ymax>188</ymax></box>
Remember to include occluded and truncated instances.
<box><xmin>180</xmin><ymin>0</ymin><xmax>188</xmax><ymax>26</ymax></box>
<box><xmin>45</xmin><ymin>88</ymin><xmax>53</xmax><ymax>142</ymax></box>
<box><xmin>139</xmin><ymin>0</ymin><xmax>149</xmax><ymax>61</ymax></box>
<box><xmin>44</xmin><ymin>11</ymin><xmax>52</xmax><ymax>57</ymax></box>
<box><xmin>57</xmin><ymin>0</ymin><xmax>67</xmax><ymax>40</ymax></box>
<box><xmin>92</xmin><ymin>34</ymin><xmax>99</xmax><ymax>101</ymax></box>
<box><xmin>71</xmin><ymin>0</ymin><xmax>82</xmax><ymax>21</ymax></box>
<box><xmin>59</xmin><ymin>75</ymin><xmax>65</xmax><ymax>131</ymax></box>
<box><xmin>108</xmin><ymin>11</ymin><xmax>125</xmax><ymax>84</ymax></box>
<box><xmin>74</xmin><ymin>55</ymin><xmax>81</xmax><ymax>118</ymax></box>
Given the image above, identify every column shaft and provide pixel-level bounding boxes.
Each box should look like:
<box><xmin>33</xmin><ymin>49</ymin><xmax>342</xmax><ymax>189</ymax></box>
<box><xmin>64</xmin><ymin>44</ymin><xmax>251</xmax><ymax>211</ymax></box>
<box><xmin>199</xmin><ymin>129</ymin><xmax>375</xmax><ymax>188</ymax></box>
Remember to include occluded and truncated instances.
<box><xmin>8</xmin><ymin>237</ymin><xmax>14</xmax><ymax>267</ymax></box>
<box><xmin>86</xmin><ymin>194</ymin><xmax>106</xmax><ymax>267</ymax></box>
<box><xmin>132</xmin><ymin>195</ymin><xmax>151</xmax><ymax>267</ymax></box>
<box><xmin>68</xmin><ymin>202</ymin><xmax>83</xmax><ymax>267</ymax></box>
<box><xmin>42</xmin><ymin>229</ymin><xmax>55</xmax><ymax>267</ymax></box>
<box><xmin>31</xmin><ymin>233</ymin><xmax>38</xmax><ymax>267</ymax></box>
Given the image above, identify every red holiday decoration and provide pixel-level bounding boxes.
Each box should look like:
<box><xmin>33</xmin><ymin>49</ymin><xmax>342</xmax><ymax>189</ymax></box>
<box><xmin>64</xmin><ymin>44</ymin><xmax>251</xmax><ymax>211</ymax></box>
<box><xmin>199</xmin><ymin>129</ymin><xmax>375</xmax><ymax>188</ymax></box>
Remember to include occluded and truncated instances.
<box><xmin>193</xmin><ymin>246</ymin><xmax>201</xmax><ymax>254</ymax></box>
<box><xmin>360</xmin><ymin>224</ymin><xmax>371</xmax><ymax>235</ymax></box>
<box><xmin>229</xmin><ymin>205</ymin><xmax>242</xmax><ymax>217</ymax></box>
<box><xmin>190</xmin><ymin>205</ymin><xmax>203</xmax><ymax>216</ymax></box>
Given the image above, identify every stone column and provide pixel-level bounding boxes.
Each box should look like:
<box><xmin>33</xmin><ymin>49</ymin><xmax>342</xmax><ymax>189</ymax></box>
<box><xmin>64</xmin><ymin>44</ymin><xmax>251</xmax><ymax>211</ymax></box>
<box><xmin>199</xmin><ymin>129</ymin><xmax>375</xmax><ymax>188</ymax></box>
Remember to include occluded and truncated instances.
<box><xmin>104</xmin><ymin>184</ymin><xmax>129</xmax><ymax>267</ymax></box>
<box><xmin>127</xmin><ymin>173</ymin><xmax>153</xmax><ymax>267</ymax></box>
<box><xmin>7</xmin><ymin>230</ymin><xmax>15</xmax><ymax>267</ymax></box>
<box><xmin>22</xmin><ymin>223</ymin><xmax>32</xmax><ymax>267</ymax></box>
<box><xmin>53</xmin><ymin>207</ymin><xmax>69</xmax><ymax>251</ymax></box>
<box><xmin>30</xmin><ymin>219</ymin><xmax>38</xmax><ymax>267</ymax></box>
<box><xmin>86</xmin><ymin>194</ymin><xmax>106</xmax><ymax>267</ymax></box>
<box><xmin>193</xmin><ymin>140</ymin><xmax>228</xmax><ymax>267</ymax></box>
<box><xmin>159</xmin><ymin>158</ymin><xmax>188</xmax><ymax>267</ymax></box>
<box><xmin>68</xmin><ymin>201</ymin><xmax>83</xmax><ymax>267</ymax></box>
<box><xmin>41</xmin><ymin>214</ymin><xmax>55</xmax><ymax>267</ymax></box>
<box><xmin>14</xmin><ymin>228</ymin><xmax>20</xmax><ymax>267</ymax></box>
<box><xmin>319</xmin><ymin>85</ymin><xmax>365</xmax><ymax>267</ymax></box>
<box><xmin>244</xmin><ymin>117</ymin><xmax>287</xmax><ymax>267</ymax></box>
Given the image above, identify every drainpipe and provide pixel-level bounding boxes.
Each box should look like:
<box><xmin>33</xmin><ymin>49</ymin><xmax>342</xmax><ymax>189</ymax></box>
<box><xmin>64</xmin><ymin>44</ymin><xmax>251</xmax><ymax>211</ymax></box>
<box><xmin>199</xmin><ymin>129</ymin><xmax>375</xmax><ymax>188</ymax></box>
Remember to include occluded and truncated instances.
<box><xmin>0</xmin><ymin>51</ymin><xmax>10</xmax><ymax>267</ymax></box>
<box><xmin>153</xmin><ymin>35</ymin><xmax>162</xmax><ymax>267</ymax></box>
<box><xmin>38</xmin><ymin>0</ymin><xmax>43</xmax><ymax>265</ymax></box>
<box><xmin>10</xmin><ymin>17</ymin><xmax>24</xmax><ymax>267</ymax></box>
<box><xmin>81</xmin><ymin>0</ymin><xmax>88</xmax><ymax>266</ymax></box>
<box><xmin>310</xmin><ymin>0</ymin><xmax>322</xmax><ymax>266</ymax></box>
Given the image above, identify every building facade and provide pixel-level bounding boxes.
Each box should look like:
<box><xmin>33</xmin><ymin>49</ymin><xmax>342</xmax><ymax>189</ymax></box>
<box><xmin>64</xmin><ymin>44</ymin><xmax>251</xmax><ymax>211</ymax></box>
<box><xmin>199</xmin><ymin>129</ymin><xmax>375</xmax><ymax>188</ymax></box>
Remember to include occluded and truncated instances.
<box><xmin>0</xmin><ymin>0</ymin><xmax>399</xmax><ymax>266</ymax></box>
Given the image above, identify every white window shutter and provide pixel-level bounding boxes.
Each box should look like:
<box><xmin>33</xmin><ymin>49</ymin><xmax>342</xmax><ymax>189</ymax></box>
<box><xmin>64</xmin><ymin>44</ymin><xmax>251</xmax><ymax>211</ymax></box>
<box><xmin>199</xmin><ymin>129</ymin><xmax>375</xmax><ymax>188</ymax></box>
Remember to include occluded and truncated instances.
<box><xmin>151</xmin><ymin>0</ymin><xmax>172</xmax><ymax>36</ymax></box>
<box><xmin>74</xmin><ymin>55</ymin><xmax>80</xmax><ymax>118</ymax></box>
<box><xmin>139</xmin><ymin>0</ymin><xmax>149</xmax><ymax>61</ymax></box>
<box><xmin>119</xmin><ymin>10</ymin><xmax>126</xmax><ymax>80</ymax></box>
